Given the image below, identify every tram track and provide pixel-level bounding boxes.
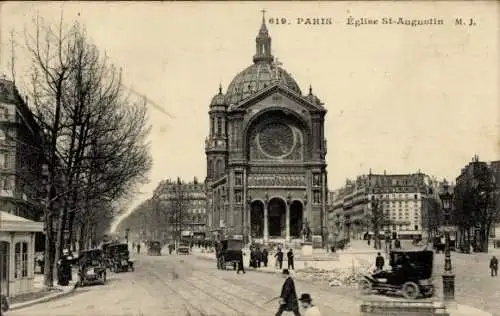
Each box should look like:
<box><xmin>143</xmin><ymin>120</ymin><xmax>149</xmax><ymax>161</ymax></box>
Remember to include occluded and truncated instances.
<box><xmin>168</xmin><ymin>258</ymin><xmax>271</xmax><ymax>314</ymax></box>
<box><xmin>143</xmin><ymin>259</ymin><xmax>259</xmax><ymax>315</ymax></box>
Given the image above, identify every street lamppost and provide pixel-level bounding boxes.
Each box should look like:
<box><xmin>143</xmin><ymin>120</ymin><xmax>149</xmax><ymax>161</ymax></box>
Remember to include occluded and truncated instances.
<box><xmin>125</xmin><ymin>228</ymin><xmax>130</xmax><ymax>245</ymax></box>
<box><xmin>439</xmin><ymin>180</ymin><xmax>455</xmax><ymax>301</ymax></box>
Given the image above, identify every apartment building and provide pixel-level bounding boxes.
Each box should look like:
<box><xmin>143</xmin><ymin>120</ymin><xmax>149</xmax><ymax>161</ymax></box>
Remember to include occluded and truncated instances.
<box><xmin>329</xmin><ymin>170</ymin><xmax>434</xmax><ymax>240</ymax></box>
<box><xmin>0</xmin><ymin>78</ymin><xmax>45</xmax><ymax>222</ymax></box>
<box><xmin>152</xmin><ymin>177</ymin><xmax>207</xmax><ymax>241</ymax></box>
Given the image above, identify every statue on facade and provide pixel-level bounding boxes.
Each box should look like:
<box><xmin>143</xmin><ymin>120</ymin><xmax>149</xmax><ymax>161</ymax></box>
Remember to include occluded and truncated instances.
<box><xmin>301</xmin><ymin>219</ymin><xmax>312</xmax><ymax>242</ymax></box>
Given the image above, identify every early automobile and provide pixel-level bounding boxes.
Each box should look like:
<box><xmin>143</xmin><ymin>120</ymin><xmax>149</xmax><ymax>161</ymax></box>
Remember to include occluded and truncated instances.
<box><xmin>109</xmin><ymin>243</ymin><xmax>134</xmax><ymax>272</ymax></box>
<box><xmin>147</xmin><ymin>241</ymin><xmax>162</xmax><ymax>256</ymax></box>
<box><xmin>176</xmin><ymin>242</ymin><xmax>190</xmax><ymax>255</ymax></box>
<box><xmin>101</xmin><ymin>241</ymin><xmax>119</xmax><ymax>269</ymax></box>
<box><xmin>78</xmin><ymin>249</ymin><xmax>107</xmax><ymax>286</ymax></box>
<box><xmin>359</xmin><ymin>249</ymin><xmax>435</xmax><ymax>299</ymax></box>
<box><xmin>217</xmin><ymin>238</ymin><xmax>244</xmax><ymax>270</ymax></box>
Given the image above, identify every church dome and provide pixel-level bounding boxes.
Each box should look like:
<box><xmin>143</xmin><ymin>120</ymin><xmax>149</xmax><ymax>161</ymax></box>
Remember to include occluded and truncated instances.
<box><xmin>224</xmin><ymin>15</ymin><xmax>302</xmax><ymax>105</ymax></box>
<box><xmin>225</xmin><ymin>64</ymin><xmax>301</xmax><ymax>105</ymax></box>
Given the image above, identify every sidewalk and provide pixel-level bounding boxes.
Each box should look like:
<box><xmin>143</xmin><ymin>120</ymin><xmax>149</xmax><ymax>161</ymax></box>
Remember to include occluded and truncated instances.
<box><xmin>9</xmin><ymin>268</ymin><xmax>79</xmax><ymax>311</ymax></box>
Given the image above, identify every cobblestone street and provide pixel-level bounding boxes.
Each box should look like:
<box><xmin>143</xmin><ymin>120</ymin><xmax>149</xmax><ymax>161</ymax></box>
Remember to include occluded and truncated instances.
<box><xmin>9</xmin><ymin>253</ymin><xmax>371</xmax><ymax>316</ymax></box>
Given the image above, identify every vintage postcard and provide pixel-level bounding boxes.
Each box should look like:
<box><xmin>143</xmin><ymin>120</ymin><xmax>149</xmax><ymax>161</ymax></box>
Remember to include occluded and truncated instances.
<box><xmin>0</xmin><ymin>1</ymin><xmax>498</xmax><ymax>316</ymax></box>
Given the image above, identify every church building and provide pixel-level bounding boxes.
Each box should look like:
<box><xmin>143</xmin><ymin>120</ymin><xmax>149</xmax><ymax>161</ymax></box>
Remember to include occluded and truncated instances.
<box><xmin>205</xmin><ymin>15</ymin><xmax>328</xmax><ymax>247</ymax></box>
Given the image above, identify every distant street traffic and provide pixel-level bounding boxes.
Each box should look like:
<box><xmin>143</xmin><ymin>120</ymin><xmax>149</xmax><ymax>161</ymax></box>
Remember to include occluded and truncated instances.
<box><xmin>10</xmin><ymin>252</ymin><xmax>364</xmax><ymax>316</ymax></box>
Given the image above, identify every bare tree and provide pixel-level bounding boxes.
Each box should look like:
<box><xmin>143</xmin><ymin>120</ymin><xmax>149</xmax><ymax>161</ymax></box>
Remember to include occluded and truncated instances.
<box><xmin>454</xmin><ymin>160</ymin><xmax>498</xmax><ymax>252</ymax></box>
<box><xmin>23</xmin><ymin>14</ymin><xmax>80</xmax><ymax>287</ymax></box>
<box><xmin>20</xmin><ymin>15</ymin><xmax>151</xmax><ymax>287</ymax></box>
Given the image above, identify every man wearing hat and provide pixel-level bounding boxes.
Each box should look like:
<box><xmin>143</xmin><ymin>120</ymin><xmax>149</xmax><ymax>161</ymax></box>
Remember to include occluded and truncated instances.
<box><xmin>275</xmin><ymin>269</ymin><xmax>301</xmax><ymax>316</ymax></box>
<box><xmin>298</xmin><ymin>293</ymin><xmax>322</xmax><ymax>316</ymax></box>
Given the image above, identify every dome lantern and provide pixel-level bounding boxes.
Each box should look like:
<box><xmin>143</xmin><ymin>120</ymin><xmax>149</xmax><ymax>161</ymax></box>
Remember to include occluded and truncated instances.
<box><xmin>253</xmin><ymin>9</ymin><xmax>274</xmax><ymax>64</ymax></box>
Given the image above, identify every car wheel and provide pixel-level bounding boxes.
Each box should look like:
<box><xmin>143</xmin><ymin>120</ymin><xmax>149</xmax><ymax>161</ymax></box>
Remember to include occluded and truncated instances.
<box><xmin>402</xmin><ymin>282</ymin><xmax>420</xmax><ymax>299</ymax></box>
<box><xmin>359</xmin><ymin>279</ymin><xmax>372</xmax><ymax>294</ymax></box>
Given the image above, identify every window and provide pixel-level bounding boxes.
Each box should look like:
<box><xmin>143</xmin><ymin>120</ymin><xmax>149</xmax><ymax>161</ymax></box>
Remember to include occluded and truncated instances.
<box><xmin>235</xmin><ymin>190</ymin><xmax>242</xmax><ymax>204</ymax></box>
<box><xmin>312</xmin><ymin>173</ymin><xmax>320</xmax><ymax>186</ymax></box>
<box><xmin>313</xmin><ymin>191</ymin><xmax>320</xmax><ymax>204</ymax></box>
<box><xmin>414</xmin><ymin>194</ymin><xmax>418</xmax><ymax>199</ymax></box>
<box><xmin>414</xmin><ymin>225</ymin><xmax>419</xmax><ymax>230</ymax></box>
<box><xmin>235</xmin><ymin>172</ymin><xmax>242</xmax><ymax>186</ymax></box>
<box><xmin>14</xmin><ymin>242</ymin><xmax>28</xmax><ymax>278</ymax></box>
<box><xmin>0</xmin><ymin>153</ymin><xmax>4</xmax><ymax>169</ymax></box>
<box><xmin>3</xmin><ymin>177</ymin><xmax>11</xmax><ymax>191</ymax></box>
<box><xmin>216</xmin><ymin>118</ymin><xmax>222</xmax><ymax>136</ymax></box>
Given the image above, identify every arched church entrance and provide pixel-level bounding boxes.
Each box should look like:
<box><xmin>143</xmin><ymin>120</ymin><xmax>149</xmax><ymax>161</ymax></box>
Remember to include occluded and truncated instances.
<box><xmin>250</xmin><ymin>200</ymin><xmax>264</xmax><ymax>238</ymax></box>
<box><xmin>290</xmin><ymin>200</ymin><xmax>303</xmax><ymax>238</ymax></box>
<box><xmin>268</xmin><ymin>198</ymin><xmax>286</xmax><ymax>237</ymax></box>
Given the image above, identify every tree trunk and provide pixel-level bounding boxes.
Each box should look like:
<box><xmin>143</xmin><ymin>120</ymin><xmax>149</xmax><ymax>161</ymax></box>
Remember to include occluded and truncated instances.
<box><xmin>78</xmin><ymin>223</ymin><xmax>86</xmax><ymax>252</ymax></box>
<box><xmin>480</xmin><ymin>225</ymin><xmax>489</xmax><ymax>253</ymax></box>
<box><xmin>43</xmin><ymin>205</ymin><xmax>54</xmax><ymax>288</ymax></box>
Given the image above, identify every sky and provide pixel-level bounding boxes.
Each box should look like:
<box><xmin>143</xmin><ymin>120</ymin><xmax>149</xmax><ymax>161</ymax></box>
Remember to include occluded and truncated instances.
<box><xmin>0</xmin><ymin>1</ymin><xmax>498</xmax><ymax>231</ymax></box>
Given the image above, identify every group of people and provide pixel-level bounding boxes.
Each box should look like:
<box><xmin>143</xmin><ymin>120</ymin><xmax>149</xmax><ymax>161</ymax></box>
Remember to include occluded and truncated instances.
<box><xmin>249</xmin><ymin>247</ymin><xmax>269</xmax><ymax>267</ymax></box>
<box><xmin>275</xmin><ymin>269</ymin><xmax>321</xmax><ymax>316</ymax></box>
<box><xmin>248</xmin><ymin>246</ymin><xmax>296</xmax><ymax>270</ymax></box>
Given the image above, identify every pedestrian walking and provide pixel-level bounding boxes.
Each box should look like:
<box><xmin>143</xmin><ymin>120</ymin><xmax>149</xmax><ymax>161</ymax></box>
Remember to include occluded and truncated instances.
<box><xmin>237</xmin><ymin>251</ymin><xmax>246</xmax><ymax>274</ymax></box>
<box><xmin>490</xmin><ymin>256</ymin><xmax>498</xmax><ymax>277</ymax></box>
<box><xmin>136</xmin><ymin>243</ymin><xmax>141</xmax><ymax>255</ymax></box>
<box><xmin>298</xmin><ymin>293</ymin><xmax>321</xmax><ymax>316</ymax></box>
<box><xmin>375</xmin><ymin>252</ymin><xmax>384</xmax><ymax>272</ymax></box>
<box><xmin>275</xmin><ymin>248</ymin><xmax>283</xmax><ymax>270</ymax></box>
<box><xmin>262</xmin><ymin>248</ymin><xmax>269</xmax><ymax>267</ymax></box>
<box><xmin>275</xmin><ymin>269</ymin><xmax>301</xmax><ymax>316</ymax></box>
<box><xmin>250</xmin><ymin>248</ymin><xmax>256</xmax><ymax>268</ymax></box>
<box><xmin>394</xmin><ymin>239</ymin><xmax>401</xmax><ymax>249</ymax></box>
<box><xmin>287</xmin><ymin>249</ymin><xmax>295</xmax><ymax>270</ymax></box>
<box><xmin>256</xmin><ymin>248</ymin><xmax>262</xmax><ymax>268</ymax></box>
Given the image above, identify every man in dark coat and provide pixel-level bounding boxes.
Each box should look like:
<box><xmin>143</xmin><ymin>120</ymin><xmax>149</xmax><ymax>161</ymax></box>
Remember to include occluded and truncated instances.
<box><xmin>256</xmin><ymin>248</ymin><xmax>262</xmax><ymax>268</ymax></box>
<box><xmin>262</xmin><ymin>248</ymin><xmax>269</xmax><ymax>267</ymax></box>
<box><xmin>250</xmin><ymin>248</ymin><xmax>256</xmax><ymax>268</ymax></box>
<box><xmin>275</xmin><ymin>269</ymin><xmax>301</xmax><ymax>316</ymax></box>
<box><xmin>287</xmin><ymin>249</ymin><xmax>295</xmax><ymax>270</ymax></box>
<box><xmin>490</xmin><ymin>256</ymin><xmax>498</xmax><ymax>277</ymax></box>
<box><xmin>394</xmin><ymin>239</ymin><xmax>401</xmax><ymax>249</ymax></box>
<box><xmin>237</xmin><ymin>251</ymin><xmax>246</xmax><ymax>274</ymax></box>
<box><xmin>375</xmin><ymin>252</ymin><xmax>385</xmax><ymax>272</ymax></box>
<box><xmin>275</xmin><ymin>248</ymin><xmax>284</xmax><ymax>269</ymax></box>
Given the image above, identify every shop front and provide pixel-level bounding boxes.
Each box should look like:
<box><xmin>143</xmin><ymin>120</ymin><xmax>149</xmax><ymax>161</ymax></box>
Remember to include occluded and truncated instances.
<box><xmin>0</xmin><ymin>211</ymin><xmax>43</xmax><ymax>297</ymax></box>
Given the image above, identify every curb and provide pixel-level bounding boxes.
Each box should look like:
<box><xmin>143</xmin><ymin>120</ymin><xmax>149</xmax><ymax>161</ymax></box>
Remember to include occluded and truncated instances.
<box><xmin>9</xmin><ymin>282</ymin><xmax>78</xmax><ymax>311</ymax></box>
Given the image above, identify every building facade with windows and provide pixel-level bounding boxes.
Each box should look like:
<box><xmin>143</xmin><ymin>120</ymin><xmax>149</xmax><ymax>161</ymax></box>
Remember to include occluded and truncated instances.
<box><xmin>152</xmin><ymin>177</ymin><xmax>207</xmax><ymax>241</ymax></box>
<box><xmin>205</xmin><ymin>17</ymin><xmax>328</xmax><ymax>246</ymax></box>
<box><xmin>329</xmin><ymin>171</ymin><xmax>434</xmax><ymax>240</ymax></box>
<box><xmin>0</xmin><ymin>78</ymin><xmax>45</xmax><ymax>222</ymax></box>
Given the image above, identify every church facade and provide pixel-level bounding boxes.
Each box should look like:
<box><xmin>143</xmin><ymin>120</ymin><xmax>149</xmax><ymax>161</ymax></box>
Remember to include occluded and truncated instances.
<box><xmin>205</xmin><ymin>17</ymin><xmax>328</xmax><ymax>246</ymax></box>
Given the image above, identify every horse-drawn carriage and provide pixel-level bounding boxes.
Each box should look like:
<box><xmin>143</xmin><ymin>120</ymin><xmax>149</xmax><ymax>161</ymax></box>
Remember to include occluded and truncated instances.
<box><xmin>359</xmin><ymin>249</ymin><xmax>435</xmax><ymax>299</ymax></box>
<box><xmin>216</xmin><ymin>238</ymin><xmax>243</xmax><ymax>270</ymax></box>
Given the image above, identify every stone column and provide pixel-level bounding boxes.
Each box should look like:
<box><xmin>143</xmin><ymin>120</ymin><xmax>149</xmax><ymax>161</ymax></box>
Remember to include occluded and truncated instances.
<box><xmin>264</xmin><ymin>200</ymin><xmax>269</xmax><ymax>242</ymax></box>
<box><xmin>286</xmin><ymin>201</ymin><xmax>291</xmax><ymax>242</ymax></box>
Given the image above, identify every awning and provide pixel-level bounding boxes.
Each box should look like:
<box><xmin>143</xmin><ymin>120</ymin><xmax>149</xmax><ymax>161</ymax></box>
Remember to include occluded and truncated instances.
<box><xmin>0</xmin><ymin>211</ymin><xmax>43</xmax><ymax>232</ymax></box>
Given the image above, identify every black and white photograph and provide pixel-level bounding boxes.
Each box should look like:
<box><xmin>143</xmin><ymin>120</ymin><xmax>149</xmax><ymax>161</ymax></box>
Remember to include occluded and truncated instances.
<box><xmin>0</xmin><ymin>1</ymin><xmax>498</xmax><ymax>315</ymax></box>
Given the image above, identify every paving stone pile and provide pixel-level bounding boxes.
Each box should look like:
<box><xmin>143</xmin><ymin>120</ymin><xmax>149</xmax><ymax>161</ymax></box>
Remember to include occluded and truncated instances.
<box><xmin>294</xmin><ymin>266</ymin><xmax>362</xmax><ymax>288</ymax></box>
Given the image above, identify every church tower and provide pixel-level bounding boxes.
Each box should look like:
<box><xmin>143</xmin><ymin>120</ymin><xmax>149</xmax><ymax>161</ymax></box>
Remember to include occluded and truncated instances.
<box><xmin>205</xmin><ymin>85</ymin><xmax>228</xmax><ymax>231</ymax></box>
<box><xmin>205</xmin><ymin>84</ymin><xmax>228</xmax><ymax>182</ymax></box>
<box><xmin>205</xmin><ymin>13</ymin><xmax>328</xmax><ymax>246</ymax></box>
